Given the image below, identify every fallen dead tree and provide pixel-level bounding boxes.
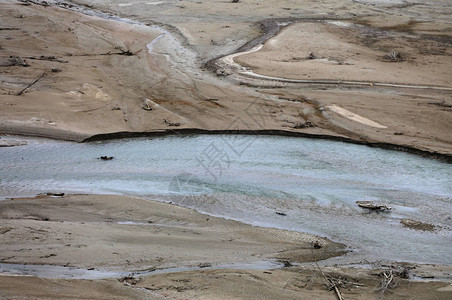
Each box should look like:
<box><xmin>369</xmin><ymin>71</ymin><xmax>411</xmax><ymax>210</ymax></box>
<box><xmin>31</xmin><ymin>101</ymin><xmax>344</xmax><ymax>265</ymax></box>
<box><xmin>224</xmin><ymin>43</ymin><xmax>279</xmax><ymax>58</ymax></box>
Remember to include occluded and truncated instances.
<box><xmin>377</xmin><ymin>270</ymin><xmax>397</xmax><ymax>297</ymax></box>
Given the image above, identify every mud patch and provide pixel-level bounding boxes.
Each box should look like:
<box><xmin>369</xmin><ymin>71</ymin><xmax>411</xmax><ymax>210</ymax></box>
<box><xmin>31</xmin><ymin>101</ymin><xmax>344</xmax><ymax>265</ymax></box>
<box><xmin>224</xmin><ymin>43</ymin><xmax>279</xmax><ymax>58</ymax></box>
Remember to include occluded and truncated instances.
<box><xmin>401</xmin><ymin>219</ymin><xmax>437</xmax><ymax>232</ymax></box>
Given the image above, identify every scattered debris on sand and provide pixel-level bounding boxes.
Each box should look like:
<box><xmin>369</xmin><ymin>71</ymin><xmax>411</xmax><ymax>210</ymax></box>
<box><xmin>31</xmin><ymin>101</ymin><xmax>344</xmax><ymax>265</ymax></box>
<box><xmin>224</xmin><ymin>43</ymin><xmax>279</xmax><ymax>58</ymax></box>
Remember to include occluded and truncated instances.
<box><xmin>313</xmin><ymin>241</ymin><xmax>322</xmax><ymax>249</ymax></box>
<box><xmin>0</xmin><ymin>56</ymin><xmax>29</xmax><ymax>67</ymax></box>
<box><xmin>0</xmin><ymin>227</ymin><xmax>14</xmax><ymax>234</ymax></box>
<box><xmin>428</xmin><ymin>100</ymin><xmax>452</xmax><ymax>108</ymax></box>
<box><xmin>119</xmin><ymin>274</ymin><xmax>141</xmax><ymax>286</ymax></box>
<box><xmin>377</xmin><ymin>269</ymin><xmax>397</xmax><ymax>297</ymax></box>
<box><xmin>198</xmin><ymin>262</ymin><xmax>212</xmax><ymax>268</ymax></box>
<box><xmin>383</xmin><ymin>50</ymin><xmax>405</xmax><ymax>62</ymax></box>
<box><xmin>163</xmin><ymin>119</ymin><xmax>181</xmax><ymax>127</ymax></box>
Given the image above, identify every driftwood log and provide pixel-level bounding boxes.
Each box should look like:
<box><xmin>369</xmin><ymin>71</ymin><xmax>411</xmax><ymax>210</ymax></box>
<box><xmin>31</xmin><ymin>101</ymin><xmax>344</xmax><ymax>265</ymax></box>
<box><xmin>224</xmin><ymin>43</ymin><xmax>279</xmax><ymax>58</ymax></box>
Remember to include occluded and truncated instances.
<box><xmin>356</xmin><ymin>201</ymin><xmax>391</xmax><ymax>211</ymax></box>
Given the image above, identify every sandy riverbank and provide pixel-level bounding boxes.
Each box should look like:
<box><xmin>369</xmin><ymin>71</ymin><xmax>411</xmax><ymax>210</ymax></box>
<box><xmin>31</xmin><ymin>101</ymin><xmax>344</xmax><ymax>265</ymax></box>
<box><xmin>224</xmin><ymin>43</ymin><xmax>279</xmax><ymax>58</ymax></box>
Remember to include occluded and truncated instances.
<box><xmin>0</xmin><ymin>0</ymin><xmax>451</xmax><ymax>158</ymax></box>
<box><xmin>1</xmin><ymin>267</ymin><xmax>452</xmax><ymax>299</ymax></box>
<box><xmin>0</xmin><ymin>194</ymin><xmax>344</xmax><ymax>269</ymax></box>
<box><xmin>0</xmin><ymin>1</ymin><xmax>333</xmax><ymax>142</ymax></box>
<box><xmin>1</xmin><ymin>194</ymin><xmax>451</xmax><ymax>299</ymax></box>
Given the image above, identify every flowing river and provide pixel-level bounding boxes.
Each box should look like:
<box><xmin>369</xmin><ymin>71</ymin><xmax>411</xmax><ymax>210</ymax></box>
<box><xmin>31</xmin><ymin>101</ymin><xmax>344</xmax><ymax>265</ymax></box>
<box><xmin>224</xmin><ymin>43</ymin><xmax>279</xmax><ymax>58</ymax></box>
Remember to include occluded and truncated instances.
<box><xmin>1</xmin><ymin>135</ymin><xmax>451</xmax><ymax>265</ymax></box>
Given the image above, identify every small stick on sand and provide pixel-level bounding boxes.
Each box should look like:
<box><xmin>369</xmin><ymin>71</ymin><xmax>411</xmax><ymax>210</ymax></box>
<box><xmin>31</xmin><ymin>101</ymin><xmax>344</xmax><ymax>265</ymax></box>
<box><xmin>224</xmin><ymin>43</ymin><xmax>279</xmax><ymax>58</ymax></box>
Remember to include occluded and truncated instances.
<box><xmin>333</xmin><ymin>285</ymin><xmax>344</xmax><ymax>300</ymax></box>
<box><xmin>16</xmin><ymin>72</ymin><xmax>45</xmax><ymax>96</ymax></box>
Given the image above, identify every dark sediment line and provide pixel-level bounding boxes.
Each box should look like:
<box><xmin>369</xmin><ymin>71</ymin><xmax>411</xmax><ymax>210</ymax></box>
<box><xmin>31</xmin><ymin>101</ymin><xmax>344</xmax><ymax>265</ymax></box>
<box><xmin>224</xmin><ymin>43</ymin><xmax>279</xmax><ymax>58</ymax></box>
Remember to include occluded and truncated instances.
<box><xmin>83</xmin><ymin>129</ymin><xmax>452</xmax><ymax>163</ymax></box>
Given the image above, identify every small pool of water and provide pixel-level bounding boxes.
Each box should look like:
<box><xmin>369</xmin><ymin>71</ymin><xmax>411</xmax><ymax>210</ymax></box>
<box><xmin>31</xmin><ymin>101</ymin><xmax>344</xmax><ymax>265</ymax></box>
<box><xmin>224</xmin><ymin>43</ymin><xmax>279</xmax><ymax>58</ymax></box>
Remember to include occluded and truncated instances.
<box><xmin>1</xmin><ymin>135</ymin><xmax>451</xmax><ymax>264</ymax></box>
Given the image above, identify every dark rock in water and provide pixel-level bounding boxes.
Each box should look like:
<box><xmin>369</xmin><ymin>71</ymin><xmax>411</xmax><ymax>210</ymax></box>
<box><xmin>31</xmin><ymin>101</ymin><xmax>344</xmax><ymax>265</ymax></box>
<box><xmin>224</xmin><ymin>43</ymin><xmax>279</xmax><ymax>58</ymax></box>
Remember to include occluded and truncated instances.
<box><xmin>99</xmin><ymin>156</ymin><xmax>114</xmax><ymax>160</ymax></box>
<box><xmin>282</xmin><ymin>260</ymin><xmax>293</xmax><ymax>267</ymax></box>
<box><xmin>276</xmin><ymin>212</ymin><xmax>287</xmax><ymax>216</ymax></box>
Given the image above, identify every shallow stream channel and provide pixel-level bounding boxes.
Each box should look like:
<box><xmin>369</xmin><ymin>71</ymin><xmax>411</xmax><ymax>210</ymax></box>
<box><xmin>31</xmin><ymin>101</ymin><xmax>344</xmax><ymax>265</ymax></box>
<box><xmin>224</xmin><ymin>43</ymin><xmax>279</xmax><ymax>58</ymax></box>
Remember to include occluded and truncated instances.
<box><xmin>1</xmin><ymin>134</ymin><xmax>451</xmax><ymax>266</ymax></box>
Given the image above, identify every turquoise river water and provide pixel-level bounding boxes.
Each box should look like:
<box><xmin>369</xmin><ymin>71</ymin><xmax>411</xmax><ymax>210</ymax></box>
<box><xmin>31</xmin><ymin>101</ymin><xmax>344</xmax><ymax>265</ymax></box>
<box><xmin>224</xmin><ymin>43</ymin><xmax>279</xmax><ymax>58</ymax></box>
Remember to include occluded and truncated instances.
<box><xmin>0</xmin><ymin>135</ymin><xmax>451</xmax><ymax>265</ymax></box>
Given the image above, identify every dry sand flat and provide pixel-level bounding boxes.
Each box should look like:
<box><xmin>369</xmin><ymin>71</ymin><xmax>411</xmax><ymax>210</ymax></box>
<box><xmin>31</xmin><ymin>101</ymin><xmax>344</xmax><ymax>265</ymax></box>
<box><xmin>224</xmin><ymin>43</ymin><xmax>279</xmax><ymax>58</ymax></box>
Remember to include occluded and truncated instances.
<box><xmin>220</xmin><ymin>20</ymin><xmax>452</xmax><ymax>156</ymax></box>
<box><xmin>234</xmin><ymin>21</ymin><xmax>452</xmax><ymax>87</ymax></box>
<box><xmin>1</xmin><ymin>1</ymin><xmax>451</xmax><ymax>158</ymax></box>
<box><xmin>0</xmin><ymin>194</ymin><xmax>344</xmax><ymax>269</ymax></box>
<box><xmin>0</xmin><ymin>2</ymin><xmax>164</xmax><ymax>139</ymax></box>
<box><xmin>0</xmin><ymin>1</ymin><xmax>336</xmax><ymax>141</ymax></box>
<box><xmin>71</xmin><ymin>0</ymin><xmax>452</xmax><ymax>63</ymax></box>
<box><xmin>1</xmin><ymin>194</ymin><xmax>451</xmax><ymax>299</ymax></box>
<box><xmin>0</xmin><ymin>275</ymin><xmax>152</xmax><ymax>299</ymax></box>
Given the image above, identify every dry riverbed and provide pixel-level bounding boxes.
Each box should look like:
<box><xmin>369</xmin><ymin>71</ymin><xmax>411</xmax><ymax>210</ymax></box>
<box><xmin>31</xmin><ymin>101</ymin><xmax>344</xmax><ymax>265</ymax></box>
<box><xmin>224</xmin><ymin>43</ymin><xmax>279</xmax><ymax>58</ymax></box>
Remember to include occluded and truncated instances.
<box><xmin>1</xmin><ymin>0</ymin><xmax>452</xmax><ymax>298</ymax></box>
<box><xmin>0</xmin><ymin>1</ymin><xmax>451</xmax><ymax>158</ymax></box>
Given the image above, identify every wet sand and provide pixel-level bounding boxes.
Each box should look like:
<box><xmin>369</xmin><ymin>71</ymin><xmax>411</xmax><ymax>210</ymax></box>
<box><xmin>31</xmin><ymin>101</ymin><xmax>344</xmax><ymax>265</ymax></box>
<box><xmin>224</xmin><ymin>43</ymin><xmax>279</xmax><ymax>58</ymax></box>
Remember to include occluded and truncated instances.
<box><xmin>1</xmin><ymin>194</ymin><xmax>451</xmax><ymax>299</ymax></box>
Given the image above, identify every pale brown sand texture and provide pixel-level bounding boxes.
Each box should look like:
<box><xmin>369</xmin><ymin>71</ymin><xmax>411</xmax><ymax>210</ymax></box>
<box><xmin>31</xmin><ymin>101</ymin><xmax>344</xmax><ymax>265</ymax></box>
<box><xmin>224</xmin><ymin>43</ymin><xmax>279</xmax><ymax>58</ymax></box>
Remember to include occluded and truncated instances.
<box><xmin>1</xmin><ymin>194</ymin><xmax>451</xmax><ymax>299</ymax></box>
<box><xmin>0</xmin><ymin>2</ymin><xmax>336</xmax><ymax>142</ymax></box>
<box><xmin>0</xmin><ymin>194</ymin><xmax>343</xmax><ymax>269</ymax></box>
<box><xmin>1</xmin><ymin>1</ymin><xmax>451</xmax><ymax>157</ymax></box>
